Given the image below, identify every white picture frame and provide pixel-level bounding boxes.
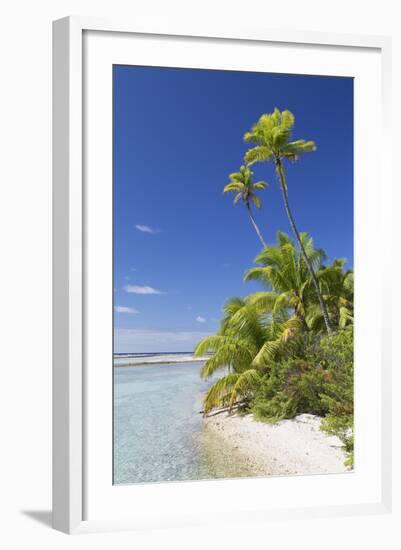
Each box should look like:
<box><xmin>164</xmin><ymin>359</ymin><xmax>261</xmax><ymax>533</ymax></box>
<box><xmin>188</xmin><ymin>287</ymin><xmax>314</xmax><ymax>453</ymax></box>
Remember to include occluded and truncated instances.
<box><xmin>52</xmin><ymin>16</ymin><xmax>392</xmax><ymax>534</ymax></box>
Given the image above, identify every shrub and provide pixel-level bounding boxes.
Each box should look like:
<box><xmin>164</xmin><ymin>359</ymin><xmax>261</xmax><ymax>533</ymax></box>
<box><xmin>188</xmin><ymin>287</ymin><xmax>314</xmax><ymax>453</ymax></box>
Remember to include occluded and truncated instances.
<box><xmin>251</xmin><ymin>327</ymin><xmax>354</xmax><ymax>467</ymax></box>
<box><xmin>319</xmin><ymin>328</ymin><xmax>354</xmax><ymax>467</ymax></box>
<box><xmin>252</xmin><ymin>357</ymin><xmax>330</xmax><ymax>421</ymax></box>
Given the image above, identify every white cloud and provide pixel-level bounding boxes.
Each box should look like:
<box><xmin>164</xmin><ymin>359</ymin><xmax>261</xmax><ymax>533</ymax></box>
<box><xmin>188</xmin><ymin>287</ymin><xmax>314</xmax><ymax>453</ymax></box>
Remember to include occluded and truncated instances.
<box><xmin>114</xmin><ymin>328</ymin><xmax>211</xmax><ymax>353</ymax></box>
<box><xmin>114</xmin><ymin>305</ymin><xmax>138</xmax><ymax>314</ymax></box>
<box><xmin>124</xmin><ymin>285</ymin><xmax>163</xmax><ymax>295</ymax></box>
<box><xmin>135</xmin><ymin>224</ymin><xmax>160</xmax><ymax>234</ymax></box>
<box><xmin>196</xmin><ymin>316</ymin><xmax>206</xmax><ymax>323</ymax></box>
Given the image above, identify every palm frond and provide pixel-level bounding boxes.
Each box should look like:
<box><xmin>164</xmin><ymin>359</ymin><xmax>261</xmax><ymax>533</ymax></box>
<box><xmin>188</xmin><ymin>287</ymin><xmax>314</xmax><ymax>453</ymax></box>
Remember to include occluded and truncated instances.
<box><xmin>228</xmin><ymin>369</ymin><xmax>262</xmax><ymax>409</ymax></box>
<box><xmin>194</xmin><ymin>335</ymin><xmax>225</xmax><ymax>356</ymax></box>
<box><xmin>233</xmin><ymin>192</ymin><xmax>242</xmax><ymax>204</ymax></box>
<box><xmin>281</xmin><ymin>110</ymin><xmax>295</xmax><ymax>129</ymax></box>
<box><xmin>244</xmin><ymin>266</ymin><xmax>274</xmax><ymax>286</ymax></box>
<box><xmin>253</xmin><ymin>181</ymin><xmax>268</xmax><ymax>190</ymax></box>
<box><xmin>203</xmin><ymin>373</ymin><xmax>240</xmax><ymax>413</ymax></box>
<box><xmin>282</xmin><ymin>139</ymin><xmax>316</xmax><ymax>159</ymax></box>
<box><xmin>200</xmin><ymin>340</ymin><xmax>256</xmax><ymax>378</ymax></box>
<box><xmin>222</xmin><ymin>297</ymin><xmax>247</xmax><ymax>322</ymax></box>
<box><xmin>250</xmin><ymin>194</ymin><xmax>261</xmax><ymax>209</ymax></box>
<box><xmin>245</xmin><ymin>291</ymin><xmax>279</xmax><ymax>312</ymax></box>
<box><xmin>223</xmin><ymin>182</ymin><xmax>244</xmax><ymax>194</ymax></box>
<box><xmin>244</xmin><ymin>146</ymin><xmax>273</xmax><ymax>165</ymax></box>
<box><xmin>252</xmin><ymin>338</ymin><xmax>282</xmax><ymax>367</ymax></box>
<box><xmin>279</xmin><ymin>316</ymin><xmax>305</xmax><ymax>342</ymax></box>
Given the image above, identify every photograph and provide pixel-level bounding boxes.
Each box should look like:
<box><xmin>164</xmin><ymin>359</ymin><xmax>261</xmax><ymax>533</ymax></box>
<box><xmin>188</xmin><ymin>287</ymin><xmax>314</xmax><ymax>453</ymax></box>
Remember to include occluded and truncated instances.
<box><xmin>112</xmin><ymin>65</ymin><xmax>354</xmax><ymax>485</ymax></box>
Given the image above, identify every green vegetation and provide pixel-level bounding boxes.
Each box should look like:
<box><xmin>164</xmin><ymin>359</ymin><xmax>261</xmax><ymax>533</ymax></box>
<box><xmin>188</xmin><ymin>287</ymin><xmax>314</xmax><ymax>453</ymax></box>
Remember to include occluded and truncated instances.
<box><xmin>194</xmin><ymin>108</ymin><xmax>354</xmax><ymax>467</ymax></box>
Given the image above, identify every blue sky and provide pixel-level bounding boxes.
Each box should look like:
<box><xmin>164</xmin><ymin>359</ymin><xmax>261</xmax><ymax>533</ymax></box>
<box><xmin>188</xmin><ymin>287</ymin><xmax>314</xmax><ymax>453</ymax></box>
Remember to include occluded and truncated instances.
<box><xmin>113</xmin><ymin>66</ymin><xmax>353</xmax><ymax>353</ymax></box>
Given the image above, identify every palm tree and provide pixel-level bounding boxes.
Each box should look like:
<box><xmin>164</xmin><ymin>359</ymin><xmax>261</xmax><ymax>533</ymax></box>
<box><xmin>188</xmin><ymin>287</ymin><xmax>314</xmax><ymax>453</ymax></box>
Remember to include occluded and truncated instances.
<box><xmin>245</xmin><ymin>231</ymin><xmax>325</xmax><ymax>327</ymax></box>
<box><xmin>223</xmin><ymin>165</ymin><xmax>268</xmax><ymax>248</ymax></box>
<box><xmin>244</xmin><ymin>108</ymin><xmax>333</xmax><ymax>336</ymax></box>
<box><xmin>244</xmin><ymin>232</ymin><xmax>326</xmax><ymax>365</ymax></box>
<box><xmin>194</xmin><ymin>298</ymin><xmax>268</xmax><ymax>413</ymax></box>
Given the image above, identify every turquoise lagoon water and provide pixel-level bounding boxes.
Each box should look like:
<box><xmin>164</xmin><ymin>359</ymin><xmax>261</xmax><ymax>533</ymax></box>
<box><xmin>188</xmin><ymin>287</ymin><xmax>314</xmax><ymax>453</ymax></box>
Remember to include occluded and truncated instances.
<box><xmin>113</xmin><ymin>360</ymin><xmax>263</xmax><ymax>484</ymax></box>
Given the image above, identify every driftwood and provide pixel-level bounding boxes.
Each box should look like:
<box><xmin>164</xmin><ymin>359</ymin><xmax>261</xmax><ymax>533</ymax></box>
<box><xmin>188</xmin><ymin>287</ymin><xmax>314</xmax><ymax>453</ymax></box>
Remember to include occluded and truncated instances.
<box><xmin>199</xmin><ymin>402</ymin><xmax>244</xmax><ymax>417</ymax></box>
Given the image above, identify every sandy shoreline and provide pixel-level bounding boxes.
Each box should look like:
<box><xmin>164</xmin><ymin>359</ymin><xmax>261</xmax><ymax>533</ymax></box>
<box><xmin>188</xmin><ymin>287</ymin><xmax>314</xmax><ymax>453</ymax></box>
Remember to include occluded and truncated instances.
<box><xmin>204</xmin><ymin>412</ymin><xmax>349</xmax><ymax>476</ymax></box>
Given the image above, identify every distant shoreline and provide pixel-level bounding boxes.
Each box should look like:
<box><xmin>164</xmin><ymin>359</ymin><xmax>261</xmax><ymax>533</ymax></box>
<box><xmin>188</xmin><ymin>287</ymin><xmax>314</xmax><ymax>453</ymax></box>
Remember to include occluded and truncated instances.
<box><xmin>114</xmin><ymin>352</ymin><xmax>199</xmax><ymax>358</ymax></box>
<box><xmin>113</xmin><ymin>356</ymin><xmax>208</xmax><ymax>367</ymax></box>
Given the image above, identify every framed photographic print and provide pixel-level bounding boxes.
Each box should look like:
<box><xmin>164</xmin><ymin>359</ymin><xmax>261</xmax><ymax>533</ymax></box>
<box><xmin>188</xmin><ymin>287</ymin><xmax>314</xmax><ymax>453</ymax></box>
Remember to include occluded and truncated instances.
<box><xmin>52</xmin><ymin>17</ymin><xmax>392</xmax><ymax>534</ymax></box>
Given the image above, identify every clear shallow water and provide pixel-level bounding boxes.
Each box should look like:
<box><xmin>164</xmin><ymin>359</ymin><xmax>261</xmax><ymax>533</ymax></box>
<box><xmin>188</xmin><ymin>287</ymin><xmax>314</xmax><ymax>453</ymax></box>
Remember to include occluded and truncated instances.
<box><xmin>113</xmin><ymin>361</ymin><xmax>265</xmax><ymax>484</ymax></box>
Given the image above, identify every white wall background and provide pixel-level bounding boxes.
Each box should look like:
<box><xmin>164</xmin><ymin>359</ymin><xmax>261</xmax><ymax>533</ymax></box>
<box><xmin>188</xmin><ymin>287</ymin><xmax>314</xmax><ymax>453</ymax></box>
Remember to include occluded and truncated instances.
<box><xmin>0</xmin><ymin>1</ymin><xmax>399</xmax><ymax>548</ymax></box>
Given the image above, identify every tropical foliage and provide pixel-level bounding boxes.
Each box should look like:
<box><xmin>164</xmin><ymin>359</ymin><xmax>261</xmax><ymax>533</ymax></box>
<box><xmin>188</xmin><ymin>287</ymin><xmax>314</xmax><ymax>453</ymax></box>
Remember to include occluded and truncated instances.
<box><xmin>194</xmin><ymin>298</ymin><xmax>268</xmax><ymax>413</ymax></box>
<box><xmin>195</xmin><ymin>234</ymin><xmax>354</xmax><ymax>465</ymax></box>
<box><xmin>195</xmin><ymin>107</ymin><xmax>354</xmax><ymax>466</ymax></box>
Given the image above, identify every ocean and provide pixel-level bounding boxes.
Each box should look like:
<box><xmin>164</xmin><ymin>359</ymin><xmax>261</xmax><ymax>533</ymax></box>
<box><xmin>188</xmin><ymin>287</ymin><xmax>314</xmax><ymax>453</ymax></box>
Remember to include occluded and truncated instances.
<box><xmin>113</xmin><ymin>354</ymin><xmax>262</xmax><ymax>484</ymax></box>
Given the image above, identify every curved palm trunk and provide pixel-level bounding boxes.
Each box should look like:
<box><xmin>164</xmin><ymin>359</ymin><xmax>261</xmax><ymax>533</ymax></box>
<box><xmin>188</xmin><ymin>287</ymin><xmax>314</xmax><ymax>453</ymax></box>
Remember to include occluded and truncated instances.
<box><xmin>275</xmin><ymin>159</ymin><xmax>332</xmax><ymax>336</ymax></box>
<box><xmin>246</xmin><ymin>202</ymin><xmax>267</xmax><ymax>248</ymax></box>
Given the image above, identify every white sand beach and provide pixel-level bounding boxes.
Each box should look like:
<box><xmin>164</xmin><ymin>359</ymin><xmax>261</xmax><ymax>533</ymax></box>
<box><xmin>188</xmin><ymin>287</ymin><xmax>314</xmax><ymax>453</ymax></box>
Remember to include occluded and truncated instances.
<box><xmin>204</xmin><ymin>412</ymin><xmax>349</xmax><ymax>476</ymax></box>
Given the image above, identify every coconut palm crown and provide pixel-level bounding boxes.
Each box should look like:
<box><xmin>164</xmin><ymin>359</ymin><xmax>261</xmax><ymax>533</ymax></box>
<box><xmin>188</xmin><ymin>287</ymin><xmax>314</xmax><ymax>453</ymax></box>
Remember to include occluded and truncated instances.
<box><xmin>223</xmin><ymin>165</ymin><xmax>268</xmax><ymax>248</ymax></box>
<box><xmin>243</xmin><ymin>108</ymin><xmax>316</xmax><ymax>168</ymax></box>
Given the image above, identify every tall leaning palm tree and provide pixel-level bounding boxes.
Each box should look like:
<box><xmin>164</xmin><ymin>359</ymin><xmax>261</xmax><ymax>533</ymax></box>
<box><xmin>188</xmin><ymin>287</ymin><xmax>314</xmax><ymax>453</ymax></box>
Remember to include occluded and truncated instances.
<box><xmin>244</xmin><ymin>108</ymin><xmax>332</xmax><ymax>336</ymax></box>
<box><xmin>223</xmin><ymin>165</ymin><xmax>268</xmax><ymax>248</ymax></box>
